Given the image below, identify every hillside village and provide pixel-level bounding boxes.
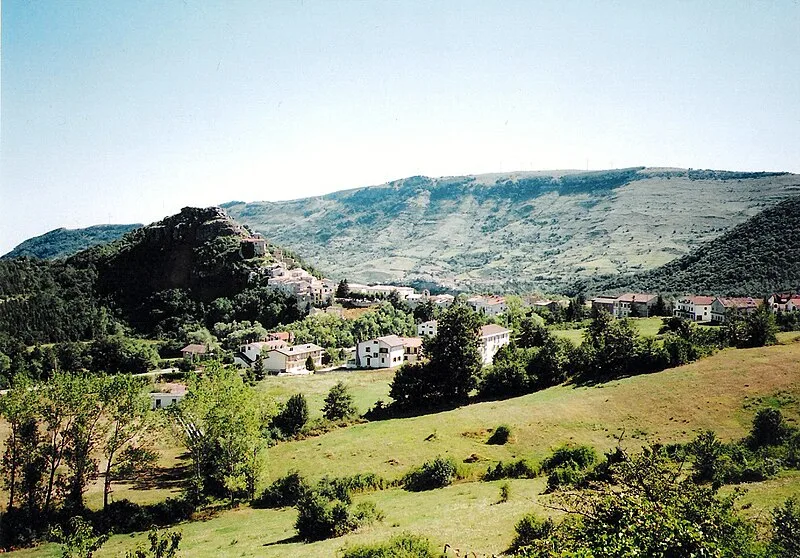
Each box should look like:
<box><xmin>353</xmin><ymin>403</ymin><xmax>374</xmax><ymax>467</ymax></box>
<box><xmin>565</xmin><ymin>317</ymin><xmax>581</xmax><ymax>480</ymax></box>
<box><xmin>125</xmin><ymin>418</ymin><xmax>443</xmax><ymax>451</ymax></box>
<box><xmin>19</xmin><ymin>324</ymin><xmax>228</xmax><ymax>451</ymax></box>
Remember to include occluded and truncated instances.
<box><xmin>2</xmin><ymin>206</ymin><xmax>800</xmax><ymax>557</ymax></box>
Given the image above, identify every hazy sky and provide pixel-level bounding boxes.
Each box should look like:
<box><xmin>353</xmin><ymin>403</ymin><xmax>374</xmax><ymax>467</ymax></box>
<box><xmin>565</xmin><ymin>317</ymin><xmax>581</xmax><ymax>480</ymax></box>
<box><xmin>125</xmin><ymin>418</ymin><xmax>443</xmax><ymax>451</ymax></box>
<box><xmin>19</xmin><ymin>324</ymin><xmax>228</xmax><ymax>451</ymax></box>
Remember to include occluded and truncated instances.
<box><xmin>2</xmin><ymin>1</ymin><xmax>799</xmax><ymax>254</ymax></box>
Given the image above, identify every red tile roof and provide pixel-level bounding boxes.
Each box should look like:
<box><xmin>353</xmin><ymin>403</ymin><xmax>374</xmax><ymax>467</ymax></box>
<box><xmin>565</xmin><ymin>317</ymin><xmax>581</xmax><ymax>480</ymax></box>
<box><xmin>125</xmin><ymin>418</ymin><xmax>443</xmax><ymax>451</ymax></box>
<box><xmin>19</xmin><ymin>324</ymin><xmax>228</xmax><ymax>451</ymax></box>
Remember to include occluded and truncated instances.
<box><xmin>616</xmin><ymin>293</ymin><xmax>658</xmax><ymax>303</ymax></box>
<box><xmin>480</xmin><ymin>324</ymin><xmax>512</xmax><ymax>337</ymax></box>
<box><xmin>180</xmin><ymin>344</ymin><xmax>208</xmax><ymax>354</ymax></box>
<box><xmin>686</xmin><ymin>296</ymin><xmax>715</xmax><ymax>305</ymax></box>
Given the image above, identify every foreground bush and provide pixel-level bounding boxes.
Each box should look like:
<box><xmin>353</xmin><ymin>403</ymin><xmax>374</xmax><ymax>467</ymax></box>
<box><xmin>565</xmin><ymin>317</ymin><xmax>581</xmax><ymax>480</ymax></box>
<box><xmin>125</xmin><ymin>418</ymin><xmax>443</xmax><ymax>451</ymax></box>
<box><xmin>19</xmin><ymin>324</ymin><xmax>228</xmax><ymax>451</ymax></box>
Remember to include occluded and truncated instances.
<box><xmin>403</xmin><ymin>457</ymin><xmax>460</xmax><ymax>492</ymax></box>
<box><xmin>542</xmin><ymin>444</ymin><xmax>597</xmax><ymax>472</ymax></box>
<box><xmin>295</xmin><ymin>490</ymin><xmax>382</xmax><ymax>541</ymax></box>
<box><xmin>512</xmin><ymin>447</ymin><xmax>766</xmax><ymax>557</ymax></box>
<box><xmin>509</xmin><ymin>514</ymin><xmax>556</xmax><ymax>553</ymax></box>
<box><xmin>341</xmin><ymin>533</ymin><xmax>442</xmax><ymax>558</ymax></box>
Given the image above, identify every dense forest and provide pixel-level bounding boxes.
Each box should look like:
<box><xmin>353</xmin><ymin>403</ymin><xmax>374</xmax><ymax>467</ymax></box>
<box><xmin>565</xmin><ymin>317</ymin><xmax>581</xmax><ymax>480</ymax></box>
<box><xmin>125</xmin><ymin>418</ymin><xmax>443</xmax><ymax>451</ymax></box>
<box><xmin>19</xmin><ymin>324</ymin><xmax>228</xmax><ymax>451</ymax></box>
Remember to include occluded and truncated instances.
<box><xmin>1</xmin><ymin>224</ymin><xmax>141</xmax><ymax>260</ymax></box>
<box><xmin>577</xmin><ymin>195</ymin><xmax>800</xmax><ymax>296</ymax></box>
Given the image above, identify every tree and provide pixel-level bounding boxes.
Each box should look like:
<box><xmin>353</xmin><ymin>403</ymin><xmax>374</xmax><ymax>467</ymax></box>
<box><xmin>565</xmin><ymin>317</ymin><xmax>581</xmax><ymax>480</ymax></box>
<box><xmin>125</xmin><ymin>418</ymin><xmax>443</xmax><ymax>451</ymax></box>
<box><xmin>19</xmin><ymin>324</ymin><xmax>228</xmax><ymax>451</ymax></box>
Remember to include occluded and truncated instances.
<box><xmin>389</xmin><ymin>303</ymin><xmax>482</xmax><ymax>409</ymax></box>
<box><xmin>518</xmin><ymin>315</ymin><xmax>549</xmax><ymax>348</ymax></box>
<box><xmin>322</xmin><ymin>382</ymin><xmax>357</xmax><ymax>421</ymax></box>
<box><xmin>413</xmin><ymin>300</ymin><xmax>436</xmax><ymax>324</ymax></box>
<box><xmin>99</xmin><ymin>375</ymin><xmax>155</xmax><ymax>511</ymax></box>
<box><xmin>575</xmin><ymin>313</ymin><xmax>637</xmax><ymax>381</ymax></box>
<box><xmin>177</xmin><ymin>363</ymin><xmax>272</xmax><ymax>500</ymax></box>
<box><xmin>749</xmin><ymin>408</ymin><xmax>791</xmax><ymax>448</ymax></box>
<box><xmin>335</xmin><ymin>279</ymin><xmax>350</xmax><ymax>299</ymax></box>
<box><xmin>252</xmin><ymin>354</ymin><xmax>266</xmax><ymax>381</ymax></box>
<box><xmin>770</xmin><ymin>497</ymin><xmax>800</xmax><ymax>558</ymax></box>
<box><xmin>305</xmin><ymin>355</ymin><xmax>316</xmax><ymax>372</ymax></box>
<box><xmin>274</xmin><ymin>393</ymin><xmax>309</xmax><ymax>437</ymax></box>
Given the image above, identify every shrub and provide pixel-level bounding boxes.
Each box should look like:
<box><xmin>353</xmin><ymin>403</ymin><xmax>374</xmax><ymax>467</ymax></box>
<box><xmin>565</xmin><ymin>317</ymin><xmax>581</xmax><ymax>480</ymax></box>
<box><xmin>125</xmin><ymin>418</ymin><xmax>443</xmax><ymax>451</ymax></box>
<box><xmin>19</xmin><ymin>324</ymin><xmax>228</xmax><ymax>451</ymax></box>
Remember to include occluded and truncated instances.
<box><xmin>499</xmin><ymin>483</ymin><xmax>510</xmax><ymax>503</ymax></box>
<box><xmin>484</xmin><ymin>459</ymin><xmax>540</xmax><ymax>481</ymax></box>
<box><xmin>542</xmin><ymin>444</ymin><xmax>597</xmax><ymax>472</ymax></box>
<box><xmin>294</xmin><ymin>490</ymin><xmax>381</xmax><ymax>542</ymax></box>
<box><xmin>749</xmin><ymin>408</ymin><xmax>791</xmax><ymax>448</ymax></box>
<box><xmin>272</xmin><ymin>393</ymin><xmax>309</xmax><ymax>437</ymax></box>
<box><xmin>253</xmin><ymin>471</ymin><xmax>310</xmax><ymax>508</ymax></box>
<box><xmin>322</xmin><ymin>381</ymin><xmax>357</xmax><ymax>421</ymax></box>
<box><xmin>770</xmin><ymin>497</ymin><xmax>800</xmax><ymax>558</ymax></box>
<box><xmin>341</xmin><ymin>533</ymin><xmax>441</xmax><ymax>558</ymax></box>
<box><xmin>487</xmin><ymin>424</ymin><xmax>512</xmax><ymax>445</ymax></box>
<box><xmin>546</xmin><ymin>464</ymin><xmax>587</xmax><ymax>492</ymax></box>
<box><xmin>403</xmin><ymin>456</ymin><xmax>459</xmax><ymax>492</ymax></box>
<box><xmin>509</xmin><ymin>514</ymin><xmax>556</xmax><ymax>552</ymax></box>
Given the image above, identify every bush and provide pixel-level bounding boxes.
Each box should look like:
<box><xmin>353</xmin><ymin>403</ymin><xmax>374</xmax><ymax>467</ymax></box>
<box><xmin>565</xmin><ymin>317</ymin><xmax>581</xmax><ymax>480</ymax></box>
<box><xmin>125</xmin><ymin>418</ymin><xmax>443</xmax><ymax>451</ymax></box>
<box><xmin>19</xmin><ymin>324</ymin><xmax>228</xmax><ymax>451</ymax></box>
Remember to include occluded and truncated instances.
<box><xmin>770</xmin><ymin>497</ymin><xmax>800</xmax><ymax>558</ymax></box>
<box><xmin>546</xmin><ymin>465</ymin><xmax>587</xmax><ymax>492</ymax></box>
<box><xmin>253</xmin><ymin>471</ymin><xmax>310</xmax><ymax>508</ymax></box>
<box><xmin>542</xmin><ymin>444</ymin><xmax>597</xmax><ymax>472</ymax></box>
<box><xmin>341</xmin><ymin>533</ymin><xmax>441</xmax><ymax>558</ymax></box>
<box><xmin>484</xmin><ymin>459</ymin><xmax>540</xmax><ymax>481</ymax></box>
<box><xmin>509</xmin><ymin>514</ymin><xmax>556</xmax><ymax>552</ymax></box>
<box><xmin>487</xmin><ymin>424</ymin><xmax>512</xmax><ymax>445</ymax></box>
<box><xmin>294</xmin><ymin>490</ymin><xmax>381</xmax><ymax>542</ymax></box>
<box><xmin>403</xmin><ymin>456</ymin><xmax>459</xmax><ymax>492</ymax></box>
<box><xmin>272</xmin><ymin>393</ymin><xmax>309</xmax><ymax>437</ymax></box>
<box><xmin>322</xmin><ymin>381</ymin><xmax>357</xmax><ymax>421</ymax></box>
<box><xmin>749</xmin><ymin>408</ymin><xmax>791</xmax><ymax>448</ymax></box>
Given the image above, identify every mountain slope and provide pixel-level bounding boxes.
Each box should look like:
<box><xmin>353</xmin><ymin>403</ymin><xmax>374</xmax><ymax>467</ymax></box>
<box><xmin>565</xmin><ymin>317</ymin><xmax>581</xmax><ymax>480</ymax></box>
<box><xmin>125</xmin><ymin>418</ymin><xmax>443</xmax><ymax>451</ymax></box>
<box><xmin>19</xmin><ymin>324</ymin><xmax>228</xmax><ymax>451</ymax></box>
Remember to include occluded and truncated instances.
<box><xmin>579</xmin><ymin>195</ymin><xmax>800</xmax><ymax>296</ymax></box>
<box><xmin>0</xmin><ymin>207</ymin><xmax>313</xmax><ymax>342</ymax></box>
<box><xmin>2</xmin><ymin>224</ymin><xmax>141</xmax><ymax>260</ymax></box>
<box><xmin>223</xmin><ymin>168</ymin><xmax>800</xmax><ymax>292</ymax></box>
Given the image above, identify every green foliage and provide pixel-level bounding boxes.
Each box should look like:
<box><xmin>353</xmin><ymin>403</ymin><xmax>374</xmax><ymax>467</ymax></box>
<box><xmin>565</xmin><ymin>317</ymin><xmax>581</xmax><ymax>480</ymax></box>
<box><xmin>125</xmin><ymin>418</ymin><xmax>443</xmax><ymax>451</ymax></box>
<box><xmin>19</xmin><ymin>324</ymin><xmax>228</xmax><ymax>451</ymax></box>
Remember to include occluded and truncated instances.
<box><xmin>340</xmin><ymin>533</ymin><xmax>442</xmax><ymax>558</ymax></box>
<box><xmin>272</xmin><ymin>393</ymin><xmax>309</xmax><ymax>437</ymax></box>
<box><xmin>403</xmin><ymin>456</ymin><xmax>460</xmax><ymax>492</ymax></box>
<box><xmin>487</xmin><ymin>424</ymin><xmax>512</xmax><ymax>445</ymax></box>
<box><xmin>336</xmin><ymin>279</ymin><xmax>350</xmax><ymax>298</ymax></box>
<box><xmin>749</xmin><ymin>408</ymin><xmax>792</xmax><ymax>448</ymax></box>
<box><xmin>2</xmin><ymin>224</ymin><xmax>140</xmax><ymax>260</ymax></box>
<box><xmin>322</xmin><ymin>381</ymin><xmax>357</xmax><ymax>421</ymax></box>
<box><xmin>485</xmin><ymin>459</ymin><xmax>540</xmax><ymax>481</ymax></box>
<box><xmin>390</xmin><ymin>303</ymin><xmax>482</xmax><ymax>409</ymax></box>
<box><xmin>542</xmin><ymin>444</ymin><xmax>598</xmax><ymax>472</ymax></box>
<box><xmin>587</xmin><ymin>194</ymin><xmax>800</xmax><ymax>296</ymax></box>
<box><xmin>510</xmin><ymin>514</ymin><xmax>556</xmax><ymax>553</ymax></box>
<box><xmin>177</xmin><ymin>363</ymin><xmax>272</xmax><ymax>500</ymax></box>
<box><xmin>499</xmin><ymin>482</ymin><xmax>511</xmax><ymax>503</ymax></box>
<box><xmin>51</xmin><ymin>516</ymin><xmax>109</xmax><ymax>558</ymax></box>
<box><xmin>515</xmin><ymin>447</ymin><xmax>765</xmax><ymax>557</ymax></box>
<box><xmin>769</xmin><ymin>497</ymin><xmax>800</xmax><ymax>558</ymax></box>
<box><xmin>253</xmin><ymin>471</ymin><xmax>311</xmax><ymax>508</ymax></box>
<box><xmin>294</xmin><ymin>489</ymin><xmax>382</xmax><ymax>542</ymax></box>
<box><xmin>124</xmin><ymin>529</ymin><xmax>182</xmax><ymax>558</ymax></box>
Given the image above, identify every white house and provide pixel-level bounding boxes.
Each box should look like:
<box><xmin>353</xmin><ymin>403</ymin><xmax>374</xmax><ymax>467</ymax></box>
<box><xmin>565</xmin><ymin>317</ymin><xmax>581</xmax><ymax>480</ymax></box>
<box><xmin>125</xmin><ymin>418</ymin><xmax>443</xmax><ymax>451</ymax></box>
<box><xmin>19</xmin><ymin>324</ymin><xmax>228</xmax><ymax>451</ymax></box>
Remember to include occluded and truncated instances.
<box><xmin>149</xmin><ymin>383</ymin><xmax>186</xmax><ymax>410</ymax></box>
<box><xmin>710</xmin><ymin>297</ymin><xmax>759</xmax><ymax>323</ymax></box>
<box><xmin>768</xmin><ymin>294</ymin><xmax>800</xmax><ymax>313</ymax></box>
<box><xmin>263</xmin><ymin>343</ymin><xmax>324</xmax><ymax>375</ymax></box>
<box><xmin>356</xmin><ymin>335</ymin><xmax>406</xmax><ymax>369</ymax></box>
<box><xmin>417</xmin><ymin>320</ymin><xmax>438</xmax><ymax>337</ymax></box>
<box><xmin>479</xmin><ymin>324</ymin><xmax>512</xmax><ymax>365</ymax></box>
<box><xmin>430</xmin><ymin>294</ymin><xmax>455</xmax><ymax>308</ymax></box>
<box><xmin>234</xmin><ymin>339</ymin><xmax>288</xmax><ymax>368</ymax></box>
<box><xmin>467</xmin><ymin>295</ymin><xmax>507</xmax><ymax>317</ymax></box>
<box><xmin>674</xmin><ymin>296</ymin><xmax>715</xmax><ymax>322</ymax></box>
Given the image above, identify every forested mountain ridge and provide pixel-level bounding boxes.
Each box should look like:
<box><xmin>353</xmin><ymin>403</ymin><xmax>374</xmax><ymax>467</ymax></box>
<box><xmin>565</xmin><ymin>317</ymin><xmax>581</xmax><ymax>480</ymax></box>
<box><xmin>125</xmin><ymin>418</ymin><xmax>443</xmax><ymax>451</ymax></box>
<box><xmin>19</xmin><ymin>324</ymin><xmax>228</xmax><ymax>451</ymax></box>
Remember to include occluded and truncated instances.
<box><xmin>0</xmin><ymin>207</ymin><xmax>314</xmax><ymax>343</ymax></box>
<box><xmin>577</xmin><ymin>195</ymin><xmax>800</xmax><ymax>296</ymax></box>
<box><xmin>222</xmin><ymin>168</ymin><xmax>800</xmax><ymax>292</ymax></box>
<box><xmin>1</xmin><ymin>223</ymin><xmax>141</xmax><ymax>260</ymax></box>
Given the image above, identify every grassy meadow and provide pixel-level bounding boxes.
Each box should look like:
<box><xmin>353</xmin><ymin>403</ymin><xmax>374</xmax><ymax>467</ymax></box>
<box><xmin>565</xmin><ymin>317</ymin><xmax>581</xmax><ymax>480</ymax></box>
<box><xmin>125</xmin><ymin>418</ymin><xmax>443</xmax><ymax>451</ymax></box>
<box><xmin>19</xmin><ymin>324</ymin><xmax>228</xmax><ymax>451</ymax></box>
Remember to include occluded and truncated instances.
<box><xmin>7</xmin><ymin>332</ymin><xmax>800</xmax><ymax>557</ymax></box>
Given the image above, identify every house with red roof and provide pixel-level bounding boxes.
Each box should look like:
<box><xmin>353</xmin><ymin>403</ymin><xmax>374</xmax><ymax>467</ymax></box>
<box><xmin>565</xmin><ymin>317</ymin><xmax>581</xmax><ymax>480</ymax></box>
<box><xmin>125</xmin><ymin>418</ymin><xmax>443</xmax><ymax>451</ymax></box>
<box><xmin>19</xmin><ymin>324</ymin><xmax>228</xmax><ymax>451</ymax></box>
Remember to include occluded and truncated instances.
<box><xmin>710</xmin><ymin>297</ymin><xmax>759</xmax><ymax>323</ymax></box>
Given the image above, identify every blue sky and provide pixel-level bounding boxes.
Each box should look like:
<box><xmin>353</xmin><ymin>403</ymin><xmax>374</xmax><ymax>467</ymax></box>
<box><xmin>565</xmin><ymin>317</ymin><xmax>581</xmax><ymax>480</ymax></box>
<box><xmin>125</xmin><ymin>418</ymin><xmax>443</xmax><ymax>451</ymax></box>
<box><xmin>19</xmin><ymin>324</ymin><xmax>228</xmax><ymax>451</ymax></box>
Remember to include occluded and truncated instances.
<box><xmin>2</xmin><ymin>1</ymin><xmax>799</xmax><ymax>254</ymax></box>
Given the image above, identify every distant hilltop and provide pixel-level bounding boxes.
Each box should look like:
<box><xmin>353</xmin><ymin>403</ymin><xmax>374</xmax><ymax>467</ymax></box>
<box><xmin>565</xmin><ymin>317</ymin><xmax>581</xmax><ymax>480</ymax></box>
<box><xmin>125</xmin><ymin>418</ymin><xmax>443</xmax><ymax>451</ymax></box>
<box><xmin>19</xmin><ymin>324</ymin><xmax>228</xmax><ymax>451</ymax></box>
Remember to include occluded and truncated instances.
<box><xmin>2</xmin><ymin>223</ymin><xmax>142</xmax><ymax>260</ymax></box>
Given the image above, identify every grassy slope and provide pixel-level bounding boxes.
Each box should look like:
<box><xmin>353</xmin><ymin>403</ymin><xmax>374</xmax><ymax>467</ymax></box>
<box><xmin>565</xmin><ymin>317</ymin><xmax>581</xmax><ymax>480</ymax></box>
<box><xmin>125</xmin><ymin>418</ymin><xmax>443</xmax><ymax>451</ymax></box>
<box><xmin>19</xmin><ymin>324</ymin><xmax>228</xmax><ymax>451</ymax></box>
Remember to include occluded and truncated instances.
<box><xmin>224</xmin><ymin>169</ymin><xmax>800</xmax><ymax>291</ymax></box>
<box><xmin>587</xmin><ymin>194</ymin><xmax>800</xmax><ymax>296</ymax></box>
<box><xmin>9</xmin><ymin>335</ymin><xmax>800</xmax><ymax>557</ymax></box>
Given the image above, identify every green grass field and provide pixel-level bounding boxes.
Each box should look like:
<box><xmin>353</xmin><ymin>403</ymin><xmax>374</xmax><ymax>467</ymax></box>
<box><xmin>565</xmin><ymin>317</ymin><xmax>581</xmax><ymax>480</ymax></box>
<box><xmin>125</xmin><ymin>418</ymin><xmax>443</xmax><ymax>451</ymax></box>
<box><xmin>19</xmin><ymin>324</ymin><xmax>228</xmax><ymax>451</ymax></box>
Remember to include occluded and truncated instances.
<box><xmin>551</xmin><ymin>316</ymin><xmax>720</xmax><ymax>346</ymax></box>
<box><xmin>8</xmin><ymin>334</ymin><xmax>800</xmax><ymax>557</ymax></box>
